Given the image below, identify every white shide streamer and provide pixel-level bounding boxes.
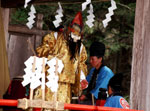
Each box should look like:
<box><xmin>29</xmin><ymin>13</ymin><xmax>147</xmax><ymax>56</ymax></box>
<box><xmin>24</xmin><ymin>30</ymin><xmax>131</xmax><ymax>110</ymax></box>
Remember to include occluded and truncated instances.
<box><xmin>102</xmin><ymin>0</ymin><xmax>117</xmax><ymax>28</ymax></box>
<box><xmin>82</xmin><ymin>0</ymin><xmax>91</xmax><ymax>11</ymax></box>
<box><xmin>24</xmin><ymin>0</ymin><xmax>31</xmax><ymax>8</ymax></box>
<box><xmin>22</xmin><ymin>56</ymin><xmax>64</xmax><ymax>93</ymax></box>
<box><xmin>85</xmin><ymin>4</ymin><xmax>95</xmax><ymax>28</ymax></box>
<box><xmin>46</xmin><ymin>57</ymin><xmax>64</xmax><ymax>92</ymax></box>
<box><xmin>22</xmin><ymin>56</ymin><xmax>47</xmax><ymax>89</ymax></box>
<box><xmin>26</xmin><ymin>5</ymin><xmax>36</xmax><ymax>29</ymax></box>
<box><xmin>53</xmin><ymin>2</ymin><xmax>63</xmax><ymax>28</ymax></box>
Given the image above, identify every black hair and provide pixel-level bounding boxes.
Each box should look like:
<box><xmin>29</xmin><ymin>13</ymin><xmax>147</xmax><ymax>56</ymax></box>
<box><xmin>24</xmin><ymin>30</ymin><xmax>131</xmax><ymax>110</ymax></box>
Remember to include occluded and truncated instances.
<box><xmin>108</xmin><ymin>73</ymin><xmax>123</xmax><ymax>93</ymax></box>
<box><xmin>67</xmin><ymin>34</ymin><xmax>81</xmax><ymax>60</ymax></box>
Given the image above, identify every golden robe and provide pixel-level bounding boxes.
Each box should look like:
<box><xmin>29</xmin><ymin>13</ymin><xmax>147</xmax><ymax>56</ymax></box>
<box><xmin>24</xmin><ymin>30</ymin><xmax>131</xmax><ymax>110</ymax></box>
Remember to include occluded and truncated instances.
<box><xmin>34</xmin><ymin>31</ymin><xmax>87</xmax><ymax>105</ymax></box>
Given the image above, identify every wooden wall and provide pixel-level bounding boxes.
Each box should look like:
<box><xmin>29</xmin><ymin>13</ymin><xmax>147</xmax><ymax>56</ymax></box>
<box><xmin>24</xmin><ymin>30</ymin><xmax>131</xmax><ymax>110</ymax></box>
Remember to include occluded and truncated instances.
<box><xmin>7</xmin><ymin>14</ymin><xmax>45</xmax><ymax>79</ymax></box>
<box><xmin>130</xmin><ymin>0</ymin><xmax>150</xmax><ymax>111</ymax></box>
<box><xmin>7</xmin><ymin>34</ymin><xmax>36</xmax><ymax>79</ymax></box>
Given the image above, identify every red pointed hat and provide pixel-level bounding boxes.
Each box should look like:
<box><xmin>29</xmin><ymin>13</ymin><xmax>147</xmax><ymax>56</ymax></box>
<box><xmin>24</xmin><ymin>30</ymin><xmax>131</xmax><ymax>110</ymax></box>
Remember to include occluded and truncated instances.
<box><xmin>71</xmin><ymin>12</ymin><xmax>83</xmax><ymax>28</ymax></box>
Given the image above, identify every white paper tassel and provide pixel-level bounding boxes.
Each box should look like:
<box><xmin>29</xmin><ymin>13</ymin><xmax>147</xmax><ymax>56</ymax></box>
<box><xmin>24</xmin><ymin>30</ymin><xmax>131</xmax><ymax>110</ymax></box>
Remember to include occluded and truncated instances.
<box><xmin>85</xmin><ymin>4</ymin><xmax>95</xmax><ymax>28</ymax></box>
<box><xmin>26</xmin><ymin>5</ymin><xmax>36</xmax><ymax>29</ymax></box>
<box><xmin>22</xmin><ymin>56</ymin><xmax>47</xmax><ymax>89</ymax></box>
<box><xmin>82</xmin><ymin>0</ymin><xmax>91</xmax><ymax>11</ymax></box>
<box><xmin>53</xmin><ymin>2</ymin><xmax>63</xmax><ymax>28</ymax></box>
<box><xmin>24</xmin><ymin>0</ymin><xmax>31</xmax><ymax>8</ymax></box>
<box><xmin>102</xmin><ymin>0</ymin><xmax>117</xmax><ymax>28</ymax></box>
<box><xmin>46</xmin><ymin>57</ymin><xmax>64</xmax><ymax>92</ymax></box>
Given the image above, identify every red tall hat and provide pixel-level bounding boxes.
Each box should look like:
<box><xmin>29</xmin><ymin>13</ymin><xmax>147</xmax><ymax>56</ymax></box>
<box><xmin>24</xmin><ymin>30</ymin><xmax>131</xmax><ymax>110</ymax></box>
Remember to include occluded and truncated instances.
<box><xmin>71</xmin><ymin>12</ymin><xmax>83</xmax><ymax>28</ymax></box>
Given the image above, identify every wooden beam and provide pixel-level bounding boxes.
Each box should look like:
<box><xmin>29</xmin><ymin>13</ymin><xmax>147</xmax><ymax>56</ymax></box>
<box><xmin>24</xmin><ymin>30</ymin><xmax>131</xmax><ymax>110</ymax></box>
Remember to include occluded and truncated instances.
<box><xmin>1</xmin><ymin>0</ymin><xmax>25</xmax><ymax>8</ymax></box>
<box><xmin>1</xmin><ymin>0</ymin><xmax>110</xmax><ymax>8</ymax></box>
<box><xmin>8</xmin><ymin>25</ymin><xmax>51</xmax><ymax>36</ymax></box>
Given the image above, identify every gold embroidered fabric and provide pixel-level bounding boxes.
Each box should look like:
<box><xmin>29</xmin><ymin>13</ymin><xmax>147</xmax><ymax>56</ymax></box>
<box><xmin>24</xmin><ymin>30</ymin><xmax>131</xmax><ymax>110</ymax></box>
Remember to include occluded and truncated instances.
<box><xmin>34</xmin><ymin>31</ymin><xmax>87</xmax><ymax>109</ymax></box>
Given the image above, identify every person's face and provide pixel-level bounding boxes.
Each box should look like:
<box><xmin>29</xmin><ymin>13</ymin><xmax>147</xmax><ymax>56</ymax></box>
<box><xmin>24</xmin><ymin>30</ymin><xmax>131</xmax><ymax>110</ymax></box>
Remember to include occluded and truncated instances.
<box><xmin>70</xmin><ymin>25</ymin><xmax>81</xmax><ymax>42</ymax></box>
<box><xmin>90</xmin><ymin>56</ymin><xmax>102</xmax><ymax>69</ymax></box>
<box><xmin>108</xmin><ymin>86</ymin><xmax>113</xmax><ymax>95</ymax></box>
<box><xmin>71</xmin><ymin>32</ymin><xmax>81</xmax><ymax>42</ymax></box>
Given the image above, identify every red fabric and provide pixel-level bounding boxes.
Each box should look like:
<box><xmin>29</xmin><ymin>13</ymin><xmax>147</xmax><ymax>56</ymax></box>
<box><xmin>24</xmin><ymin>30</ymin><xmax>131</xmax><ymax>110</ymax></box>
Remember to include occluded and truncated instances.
<box><xmin>3</xmin><ymin>79</ymin><xmax>26</xmax><ymax>111</ymax></box>
<box><xmin>33</xmin><ymin>108</ymin><xmax>41</xmax><ymax>111</ymax></box>
<box><xmin>96</xmin><ymin>100</ymin><xmax>106</xmax><ymax>106</ymax></box>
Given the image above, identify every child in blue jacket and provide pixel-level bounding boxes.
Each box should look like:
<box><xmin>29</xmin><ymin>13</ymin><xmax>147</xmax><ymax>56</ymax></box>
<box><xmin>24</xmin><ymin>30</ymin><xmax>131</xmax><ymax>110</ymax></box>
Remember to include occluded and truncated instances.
<box><xmin>104</xmin><ymin>73</ymin><xmax>130</xmax><ymax>109</ymax></box>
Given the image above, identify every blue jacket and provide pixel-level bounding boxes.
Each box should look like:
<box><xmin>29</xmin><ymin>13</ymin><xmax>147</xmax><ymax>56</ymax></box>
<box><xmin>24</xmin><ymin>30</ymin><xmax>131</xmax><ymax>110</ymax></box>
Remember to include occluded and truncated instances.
<box><xmin>86</xmin><ymin>66</ymin><xmax>114</xmax><ymax>99</ymax></box>
<box><xmin>104</xmin><ymin>95</ymin><xmax>130</xmax><ymax>109</ymax></box>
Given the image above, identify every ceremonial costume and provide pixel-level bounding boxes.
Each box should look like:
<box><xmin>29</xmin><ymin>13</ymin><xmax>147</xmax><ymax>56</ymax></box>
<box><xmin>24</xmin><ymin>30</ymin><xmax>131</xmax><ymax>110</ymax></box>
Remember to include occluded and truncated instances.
<box><xmin>34</xmin><ymin>12</ymin><xmax>87</xmax><ymax>107</ymax></box>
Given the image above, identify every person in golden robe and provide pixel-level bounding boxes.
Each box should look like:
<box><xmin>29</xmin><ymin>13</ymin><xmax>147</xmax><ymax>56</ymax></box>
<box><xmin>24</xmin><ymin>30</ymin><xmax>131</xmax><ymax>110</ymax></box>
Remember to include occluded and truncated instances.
<box><xmin>33</xmin><ymin>12</ymin><xmax>87</xmax><ymax>110</ymax></box>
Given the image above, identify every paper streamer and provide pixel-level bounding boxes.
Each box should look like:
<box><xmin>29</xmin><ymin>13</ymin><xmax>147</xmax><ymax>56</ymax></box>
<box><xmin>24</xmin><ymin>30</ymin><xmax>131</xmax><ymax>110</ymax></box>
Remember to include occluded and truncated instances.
<box><xmin>102</xmin><ymin>0</ymin><xmax>117</xmax><ymax>28</ymax></box>
<box><xmin>22</xmin><ymin>56</ymin><xmax>47</xmax><ymax>89</ymax></box>
<box><xmin>24</xmin><ymin>0</ymin><xmax>31</xmax><ymax>8</ymax></box>
<box><xmin>46</xmin><ymin>57</ymin><xmax>64</xmax><ymax>92</ymax></box>
<box><xmin>85</xmin><ymin>4</ymin><xmax>95</xmax><ymax>28</ymax></box>
<box><xmin>46</xmin><ymin>74</ymin><xmax>59</xmax><ymax>92</ymax></box>
<box><xmin>82</xmin><ymin>0</ymin><xmax>91</xmax><ymax>11</ymax></box>
<box><xmin>26</xmin><ymin>5</ymin><xmax>36</xmax><ymax>29</ymax></box>
<box><xmin>53</xmin><ymin>2</ymin><xmax>63</xmax><ymax>28</ymax></box>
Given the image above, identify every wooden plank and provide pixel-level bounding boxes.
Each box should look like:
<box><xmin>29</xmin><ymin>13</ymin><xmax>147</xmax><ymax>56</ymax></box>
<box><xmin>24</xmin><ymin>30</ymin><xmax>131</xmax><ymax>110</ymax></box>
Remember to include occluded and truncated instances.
<box><xmin>1</xmin><ymin>0</ymin><xmax>110</xmax><ymax>8</ymax></box>
<box><xmin>7</xmin><ymin>34</ymin><xmax>34</xmax><ymax>79</ymax></box>
<box><xmin>8</xmin><ymin>25</ymin><xmax>51</xmax><ymax>36</ymax></box>
<box><xmin>17</xmin><ymin>99</ymin><xmax>64</xmax><ymax>110</ymax></box>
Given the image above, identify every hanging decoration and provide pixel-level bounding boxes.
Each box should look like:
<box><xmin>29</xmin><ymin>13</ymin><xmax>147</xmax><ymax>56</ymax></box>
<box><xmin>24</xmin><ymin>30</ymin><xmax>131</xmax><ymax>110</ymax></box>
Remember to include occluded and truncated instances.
<box><xmin>24</xmin><ymin>0</ymin><xmax>36</xmax><ymax>29</ymax></box>
<box><xmin>22</xmin><ymin>56</ymin><xmax>47</xmax><ymax>90</ymax></box>
<box><xmin>85</xmin><ymin>4</ymin><xmax>95</xmax><ymax>28</ymax></box>
<box><xmin>22</xmin><ymin>55</ymin><xmax>64</xmax><ymax>93</ymax></box>
<box><xmin>26</xmin><ymin>5</ymin><xmax>36</xmax><ymax>29</ymax></box>
<box><xmin>82</xmin><ymin>0</ymin><xmax>95</xmax><ymax>28</ymax></box>
<box><xmin>46</xmin><ymin>57</ymin><xmax>64</xmax><ymax>92</ymax></box>
<box><xmin>24</xmin><ymin>0</ymin><xmax>31</xmax><ymax>8</ymax></box>
<box><xmin>24</xmin><ymin>0</ymin><xmax>117</xmax><ymax>29</ymax></box>
<box><xmin>53</xmin><ymin>2</ymin><xmax>64</xmax><ymax>28</ymax></box>
<box><xmin>102</xmin><ymin>0</ymin><xmax>117</xmax><ymax>28</ymax></box>
<box><xmin>82</xmin><ymin>0</ymin><xmax>91</xmax><ymax>11</ymax></box>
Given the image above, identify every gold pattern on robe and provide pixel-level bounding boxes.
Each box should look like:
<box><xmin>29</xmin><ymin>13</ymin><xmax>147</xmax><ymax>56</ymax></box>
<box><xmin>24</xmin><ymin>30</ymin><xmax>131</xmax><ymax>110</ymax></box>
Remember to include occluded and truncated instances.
<box><xmin>34</xmin><ymin>31</ymin><xmax>87</xmax><ymax>107</ymax></box>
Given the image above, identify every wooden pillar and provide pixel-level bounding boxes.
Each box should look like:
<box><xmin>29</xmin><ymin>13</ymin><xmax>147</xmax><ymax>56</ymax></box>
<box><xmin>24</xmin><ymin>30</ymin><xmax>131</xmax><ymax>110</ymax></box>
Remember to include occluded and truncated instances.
<box><xmin>35</xmin><ymin>14</ymin><xmax>44</xmax><ymax>49</ymax></box>
<box><xmin>1</xmin><ymin>8</ymin><xmax>10</xmax><ymax>51</ymax></box>
<box><xmin>130</xmin><ymin>0</ymin><xmax>150</xmax><ymax>111</ymax></box>
<box><xmin>0</xmin><ymin>7</ymin><xmax>10</xmax><ymax>111</ymax></box>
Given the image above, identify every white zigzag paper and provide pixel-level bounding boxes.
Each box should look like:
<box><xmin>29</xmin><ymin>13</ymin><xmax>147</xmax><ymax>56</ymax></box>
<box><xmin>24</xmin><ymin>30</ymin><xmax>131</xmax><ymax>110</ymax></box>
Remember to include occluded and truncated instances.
<box><xmin>85</xmin><ymin>4</ymin><xmax>95</xmax><ymax>28</ymax></box>
<box><xmin>53</xmin><ymin>2</ymin><xmax>63</xmax><ymax>28</ymax></box>
<box><xmin>82</xmin><ymin>0</ymin><xmax>91</xmax><ymax>11</ymax></box>
<box><xmin>22</xmin><ymin>56</ymin><xmax>41</xmax><ymax>89</ymax></box>
<box><xmin>24</xmin><ymin>0</ymin><xmax>31</xmax><ymax>8</ymax></box>
<box><xmin>26</xmin><ymin>5</ymin><xmax>36</xmax><ymax>29</ymax></box>
<box><xmin>46</xmin><ymin>57</ymin><xmax>64</xmax><ymax>92</ymax></box>
<box><xmin>102</xmin><ymin>0</ymin><xmax>117</xmax><ymax>28</ymax></box>
<box><xmin>22</xmin><ymin>56</ymin><xmax>47</xmax><ymax>90</ymax></box>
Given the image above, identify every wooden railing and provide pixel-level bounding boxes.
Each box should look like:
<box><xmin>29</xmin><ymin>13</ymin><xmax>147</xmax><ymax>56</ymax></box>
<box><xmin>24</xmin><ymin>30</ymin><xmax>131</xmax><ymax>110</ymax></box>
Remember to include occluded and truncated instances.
<box><xmin>0</xmin><ymin>99</ymin><xmax>144</xmax><ymax>111</ymax></box>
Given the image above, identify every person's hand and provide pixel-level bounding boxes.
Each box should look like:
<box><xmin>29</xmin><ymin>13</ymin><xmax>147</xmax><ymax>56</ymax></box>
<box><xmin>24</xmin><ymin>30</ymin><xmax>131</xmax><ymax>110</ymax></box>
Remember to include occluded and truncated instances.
<box><xmin>80</xmin><ymin>95</ymin><xmax>86</xmax><ymax>101</ymax></box>
<box><xmin>81</xmin><ymin>79</ymin><xmax>88</xmax><ymax>90</ymax></box>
